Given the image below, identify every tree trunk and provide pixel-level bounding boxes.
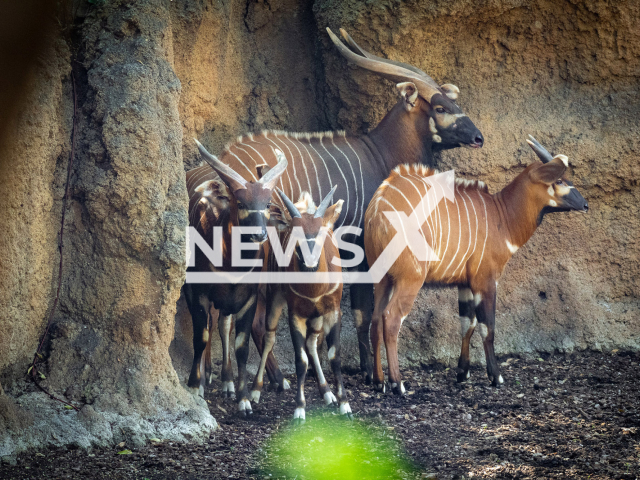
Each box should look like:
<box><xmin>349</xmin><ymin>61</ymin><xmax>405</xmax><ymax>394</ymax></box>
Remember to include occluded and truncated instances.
<box><xmin>0</xmin><ymin>0</ymin><xmax>215</xmax><ymax>459</ymax></box>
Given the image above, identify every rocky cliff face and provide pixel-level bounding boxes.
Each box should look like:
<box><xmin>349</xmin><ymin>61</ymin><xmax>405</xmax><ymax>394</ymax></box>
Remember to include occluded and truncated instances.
<box><xmin>312</xmin><ymin>0</ymin><xmax>640</xmax><ymax>366</ymax></box>
<box><xmin>0</xmin><ymin>0</ymin><xmax>638</xmax><ymax>458</ymax></box>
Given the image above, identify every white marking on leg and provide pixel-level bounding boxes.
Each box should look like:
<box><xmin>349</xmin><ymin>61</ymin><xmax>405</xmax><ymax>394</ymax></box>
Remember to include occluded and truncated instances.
<box><xmin>282</xmin><ymin>378</ymin><xmax>291</xmax><ymax>390</ymax></box>
<box><xmin>339</xmin><ymin>403</ymin><xmax>352</xmax><ymax>415</ymax></box>
<box><xmin>459</xmin><ymin>316</ymin><xmax>471</xmax><ymax>337</ymax></box>
<box><xmin>222</xmin><ymin>381</ymin><xmax>235</xmax><ymax>394</ymax></box>
<box><xmin>235</xmin><ymin>332</ymin><xmax>246</xmax><ymax>350</ymax></box>
<box><xmin>328</xmin><ymin>346</ymin><xmax>336</xmax><ymax>360</ymax></box>
<box><xmin>478</xmin><ymin>323</ymin><xmax>489</xmax><ymax>340</ymax></box>
<box><xmin>466</xmin><ymin>371</ymin><xmax>470</xmax><ymax>379</ymax></box>
<box><xmin>474</xmin><ymin>293</ymin><xmax>482</xmax><ymax>306</ymax></box>
<box><xmin>505</xmin><ymin>240</ymin><xmax>519</xmax><ymax>254</ymax></box>
<box><xmin>250</xmin><ymin>390</ymin><xmax>261</xmax><ymax>403</ymax></box>
<box><xmin>306</xmin><ymin>332</ymin><xmax>328</xmax><ymax>388</ymax></box>
<box><xmin>459</xmin><ymin>288</ymin><xmax>473</xmax><ymax>302</ymax></box>
<box><xmin>324</xmin><ymin>391</ymin><xmax>338</xmax><ymax>405</ymax></box>
<box><xmin>498</xmin><ymin>375</ymin><xmax>504</xmax><ymax>384</ymax></box>
<box><xmin>293</xmin><ymin>407</ymin><xmax>306</xmax><ymax>421</ymax></box>
<box><xmin>238</xmin><ymin>398</ymin><xmax>252</xmax><ymax>412</ymax></box>
<box><xmin>400</xmin><ymin>381</ymin><xmax>406</xmax><ymax>394</ymax></box>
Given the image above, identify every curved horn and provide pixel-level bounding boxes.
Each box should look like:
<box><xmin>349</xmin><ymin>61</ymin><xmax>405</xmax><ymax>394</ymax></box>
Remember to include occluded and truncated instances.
<box><xmin>194</xmin><ymin>139</ymin><xmax>247</xmax><ymax>190</ymax></box>
<box><xmin>526</xmin><ymin>135</ymin><xmax>554</xmax><ymax>164</ymax></box>
<box><xmin>259</xmin><ymin>148</ymin><xmax>289</xmax><ymax>190</ymax></box>
<box><xmin>339</xmin><ymin>28</ymin><xmax>432</xmax><ymax>80</ymax></box>
<box><xmin>328</xmin><ymin>27</ymin><xmax>442</xmax><ymax>102</ymax></box>
<box><xmin>314</xmin><ymin>185</ymin><xmax>338</xmax><ymax>218</ymax></box>
<box><xmin>277</xmin><ymin>188</ymin><xmax>301</xmax><ymax>219</ymax></box>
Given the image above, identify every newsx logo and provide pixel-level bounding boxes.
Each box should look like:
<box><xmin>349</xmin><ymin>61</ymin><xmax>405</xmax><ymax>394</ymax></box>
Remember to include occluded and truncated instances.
<box><xmin>185</xmin><ymin>170</ymin><xmax>455</xmax><ymax>284</ymax></box>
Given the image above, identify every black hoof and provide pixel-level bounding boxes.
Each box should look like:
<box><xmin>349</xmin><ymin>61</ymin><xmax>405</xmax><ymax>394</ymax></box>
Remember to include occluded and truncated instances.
<box><xmin>373</xmin><ymin>382</ymin><xmax>385</xmax><ymax>393</ymax></box>
<box><xmin>391</xmin><ymin>384</ymin><xmax>405</xmax><ymax>396</ymax></box>
<box><xmin>363</xmin><ymin>372</ymin><xmax>373</xmax><ymax>385</ymax></box>
<box><xmin>489</xmin><ymin>375</ymin><xmax>503</xmax><ymax>388</ymax></box>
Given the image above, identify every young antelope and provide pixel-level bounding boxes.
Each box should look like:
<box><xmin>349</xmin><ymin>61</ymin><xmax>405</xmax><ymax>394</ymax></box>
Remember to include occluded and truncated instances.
<box><xmin>252</xmin><ymin>187</ymin><xmax>352</xmax><ymax>423</ymax></box>
<box><xmin>364</xmin><ymin>136</ymin><xmax>588</xmax><ymax>393</ymax></box>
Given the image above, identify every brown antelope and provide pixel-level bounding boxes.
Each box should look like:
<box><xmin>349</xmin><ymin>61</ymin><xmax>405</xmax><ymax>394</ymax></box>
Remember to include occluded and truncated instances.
<box><xmin>184</xmin><ymin>140</ymin><xmax>288</xmax><ymax>415</ymax></box>
<box><xmin>364</xmin><ymin>136</ymin><xmax>588</xmax><ymax>393</ymax></box>
<box><xmin>186</xmin><ymin>28</ymin><xmax>484</xmax><ymax>384</ymax></box>
<box><xmin>251</xmin><ymin>187</ymin><xmax>351</xmax><ymax>423</ymax></box>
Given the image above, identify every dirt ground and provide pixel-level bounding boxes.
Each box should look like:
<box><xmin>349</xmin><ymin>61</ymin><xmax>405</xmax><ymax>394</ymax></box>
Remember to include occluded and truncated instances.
<box><xmin>1</xmin><ymin>351</ymin><xmax>639</xmax><ymax>479</ymax></box>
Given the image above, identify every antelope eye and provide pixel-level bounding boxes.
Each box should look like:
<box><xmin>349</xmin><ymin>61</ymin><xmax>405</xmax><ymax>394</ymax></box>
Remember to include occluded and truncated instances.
<box><xmin>237</xmin><ymin>202</ymin><xmax>246</xmax><ymax>209</ymax></box>
<box><xmin>555</xmin><ymin>180</ymin><xmax>564</xmax><ymax>186</ymax></box>
<box><xmin>435</xmin><ymin>107</ymin><xmax>446</xmax><ymax>114</ymax></box>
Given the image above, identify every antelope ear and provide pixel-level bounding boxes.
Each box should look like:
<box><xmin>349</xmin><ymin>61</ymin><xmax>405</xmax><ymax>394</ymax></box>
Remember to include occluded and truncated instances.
<box><xmin>396</xmin><ymin>82</ymin><xmax>419</xmax><ymax>112</ymax></box>
<box><xmin>440</xmin><ymin>84</ymin><xmax>459</xmax><ymax>100</ymax></box>
<box><xmin>322</xmin><ymin>199</ymin><xmax>344</xmax><ymax>228</ymax></box>
<box><xmin>194</xmin><ymin>179</ymin><xmax>229</xmax><ymax>230</ymax></box>
<box><xmin>196</xmin><ymin>179</ymin><xmax>230</xmax><ymax>209</ymax></box>
<box><xmin>256</xmin><ymin>164</ymin><xmax>271</xmax><ymax>179</ymax></box>
<box><xmin>529</xmin><ymin>155</ymin><xmax>568</xmax><ymax>185</ymax></box>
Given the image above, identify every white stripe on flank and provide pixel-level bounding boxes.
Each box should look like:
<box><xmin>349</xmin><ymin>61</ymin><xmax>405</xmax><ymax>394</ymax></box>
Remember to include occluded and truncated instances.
<box><xmin>282</xmin><ymin>136</ymin><xmax>312</xmax><ymax>200</ymax></box>
<box><xmin>344</xmin><ymin>137</ymin><xmax>365</xmax><ymax>228</ymax></box>
<box><xmin>452</xmin><ymin>189</ymin><xmax>472</xmax><ymax>279</ymax></box>
<box><xmin>462</xmin><ymin>189</ymin><xmax>480</xmax><ymax>274</ymax></box>
<box><xmin>406</xmin><ymin>175</ymin><xmax>433</xmax><ymax>264</ymax></box>
<box><xmin>227</xmin><ymin>146</ymin><xmax>258</xmax><ymax>181</ymax></box>
<box><xmin>404</xmin><ymin>175</ymin><xmax>431</xmax><ymax>251</ymax></box>
<box><xmin>332</xmin><ymin>137</ymin><xmax>358</xmax><ymax>229</ymax></box>
<box><xmin>270</xmin><ymin>135</ymin><xmax>302</xmax><ymax>198</ymax></box>
<box><xmin>442</xmin><ymin>186</ymin><xmax>463</xmax><ymax>278</ymax></box>
<box><xmin>307</xmin><ymin>140</ymin><xmax>332</xmax><ymax>216</ymax></box>
<box><xmin>379</xmin><ymin>197</ymin><xmax>410</xmax><ymax>249</ymax></box>
<box><xmin>474</xmin><ymin>193</ymin><xmax>489</xmax><ymax>275</ymax></box>
<box><xmin>263</xmin><ymin>136</ymin><xmax>295</xmax><ymax>197</ymax></box>
<box><xmin>297</xmin><ymin>138</ymin><xmax>323</xmax><ymax>202</ymax></box>
<box><xmin>320</xmin><ymin>137</ymin><xmax>349</xmax><ymax>228</ymax></box>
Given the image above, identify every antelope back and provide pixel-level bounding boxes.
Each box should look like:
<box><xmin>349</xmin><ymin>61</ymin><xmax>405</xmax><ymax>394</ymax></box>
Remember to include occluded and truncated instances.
<box><xmin>365</xmin><ymin>165</ymin><xmax>491</xmax><ymax>286</ymax></box>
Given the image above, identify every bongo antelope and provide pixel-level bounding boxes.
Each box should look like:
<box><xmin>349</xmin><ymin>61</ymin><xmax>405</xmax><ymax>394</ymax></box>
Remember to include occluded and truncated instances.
<box><xmin>252</xmin><ymin>188</ymin><xmax>351</xmax><ymax>423</ymax></box>
<box><xmin>184</xmin><ymin>140</ymin><xmax>288</xmax><ymax>415</ymax></box>
<box><xmin>187</xmin><ymin>28</ymin><xmax>484</xmax><ymax>383</ymax></box>
<box><xmin>364</xmin><ymin>136</ymin><xmax>588</xmax><ymax>393</ymax></box>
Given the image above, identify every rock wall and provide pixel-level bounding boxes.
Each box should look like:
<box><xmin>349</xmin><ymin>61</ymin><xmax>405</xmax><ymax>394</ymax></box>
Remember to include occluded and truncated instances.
<box><xmin>313</xmin><ymin>0</ymin><xmax>640</xmax><ymax>367</ymax></box>
<box><xmin>1</xmin><ymin>0</ymin><xmax>638</xmax><ymax>458</ymax></box>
